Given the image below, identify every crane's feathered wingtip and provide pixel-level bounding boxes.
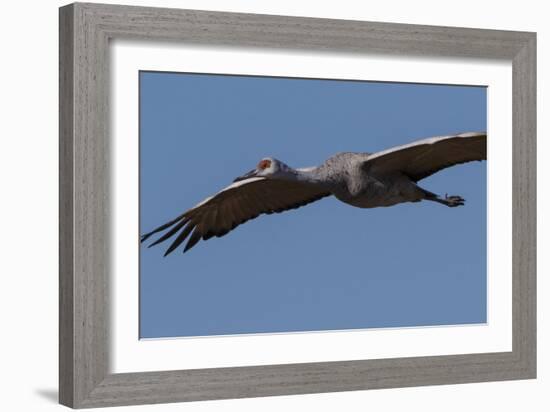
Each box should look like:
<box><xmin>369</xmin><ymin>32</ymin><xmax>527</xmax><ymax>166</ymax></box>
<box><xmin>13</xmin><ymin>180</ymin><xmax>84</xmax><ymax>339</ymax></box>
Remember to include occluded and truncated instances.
<box><xmin>182</xmin><ymin>230</ymin><xmax>202</xmax><ymax>253</ymax></box>
<box><xmin>161</xmin><ymin>237</ymin><xmax>199</xmax><ymax>256</ymax></box>
<box><xmin>140</xmin><ymin>233</ymin><xmax>153</xmax><ymax>243</ymax></box>
<box><xmin>156</xmin><ymin>229</ymin><xmax>202</xmax><ymax>256</ymax></box>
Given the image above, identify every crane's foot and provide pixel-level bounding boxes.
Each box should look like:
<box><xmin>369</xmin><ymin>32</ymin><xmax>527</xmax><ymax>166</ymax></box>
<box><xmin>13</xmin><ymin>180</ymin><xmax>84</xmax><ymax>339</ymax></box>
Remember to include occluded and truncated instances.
<box><xmin>420</xmin><ymin>189</ymin><xmax>465</xmax><ymax>207</ymax></box>
<box><xmin>418</xmin><ymin>186</ymin><xmax>465</xmax><ymax>208</ymax></box>
<box><xmin>441</xmin><ymin>194</ymin><xmax>465</xmax><ymax>207</ymax></box>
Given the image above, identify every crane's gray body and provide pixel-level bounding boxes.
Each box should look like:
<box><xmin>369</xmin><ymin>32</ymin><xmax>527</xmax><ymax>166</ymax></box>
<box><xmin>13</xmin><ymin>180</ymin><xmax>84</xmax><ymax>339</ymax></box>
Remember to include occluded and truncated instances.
<box><xmin>299</xmin><ymin>152</ymin><xmax>425</xmax><ymax>208</ymax></box>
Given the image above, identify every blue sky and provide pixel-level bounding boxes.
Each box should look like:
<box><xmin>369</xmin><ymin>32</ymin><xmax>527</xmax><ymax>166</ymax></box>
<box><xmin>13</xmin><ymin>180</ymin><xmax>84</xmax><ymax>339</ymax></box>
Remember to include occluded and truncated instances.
<box><xmin>139</xmin><ymin>71</ymin><xmax>487</xmax><ymax>339</ymax></box>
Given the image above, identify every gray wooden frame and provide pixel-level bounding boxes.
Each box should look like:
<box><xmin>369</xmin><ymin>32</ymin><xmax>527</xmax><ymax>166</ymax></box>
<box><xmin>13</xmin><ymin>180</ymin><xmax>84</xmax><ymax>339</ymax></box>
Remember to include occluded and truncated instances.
<box><xmin>59</xmin><ymin>2</ymin><xmax>536</xmax><ymax>408</ymax></box>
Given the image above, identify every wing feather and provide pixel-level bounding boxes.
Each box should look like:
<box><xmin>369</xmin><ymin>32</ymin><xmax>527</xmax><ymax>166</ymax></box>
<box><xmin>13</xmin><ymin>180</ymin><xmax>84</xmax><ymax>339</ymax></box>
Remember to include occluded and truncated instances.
<box><xmin>163</xmin><ymin>222</ymin><xmax>196</xmax><ymax>256</ymax></box>
<box><xmin>364</xmin><ymin>132</ymin><xmax>486</xmax><ymax>182</ymax></box>
<box><xmin>141</xmin><ymin>177</ymin><xmax>331</xmax><ymax>255</ymax></box>
<box><xmin>148</xmin><ymin>217</ymin><xmax>189</xmax><ymax>247</ymax></box>
<box><xmin>183</xmin><ymin>228</ymin><xmax>203</xmax><ymax>253</ymax></box>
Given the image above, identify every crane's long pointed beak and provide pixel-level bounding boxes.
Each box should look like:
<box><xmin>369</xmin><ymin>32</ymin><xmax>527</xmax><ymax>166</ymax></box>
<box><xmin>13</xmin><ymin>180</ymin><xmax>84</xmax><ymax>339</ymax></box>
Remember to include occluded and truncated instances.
<box><xmin>233</xmin><ymin>169</ymin><xmax>258</xmax><ymax>182</ymax></box>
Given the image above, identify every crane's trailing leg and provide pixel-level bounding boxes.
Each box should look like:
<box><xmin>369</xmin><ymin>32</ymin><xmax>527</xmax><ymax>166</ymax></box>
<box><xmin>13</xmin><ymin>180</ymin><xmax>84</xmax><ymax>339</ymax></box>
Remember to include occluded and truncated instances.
<box><xmin>419</xmin><ymin>188</ymin><xmax>465</xmax><ymax>207</ymax></box>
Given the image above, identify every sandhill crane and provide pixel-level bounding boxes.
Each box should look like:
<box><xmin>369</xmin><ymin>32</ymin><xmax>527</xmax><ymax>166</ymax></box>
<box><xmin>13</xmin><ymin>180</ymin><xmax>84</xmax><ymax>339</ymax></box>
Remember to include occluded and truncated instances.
<box><xmin>141</xmin><ymin>132</ymin><xmax>486</xmax><ymax>255</ymax></box>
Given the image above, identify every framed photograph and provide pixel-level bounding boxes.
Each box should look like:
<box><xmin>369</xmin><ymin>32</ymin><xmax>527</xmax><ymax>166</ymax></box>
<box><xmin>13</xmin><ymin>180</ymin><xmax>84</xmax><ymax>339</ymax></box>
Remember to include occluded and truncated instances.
<box><xmin>59</xmin><ymin>2</ymin><xmax>536</xmax><ymax>408</ymax></box>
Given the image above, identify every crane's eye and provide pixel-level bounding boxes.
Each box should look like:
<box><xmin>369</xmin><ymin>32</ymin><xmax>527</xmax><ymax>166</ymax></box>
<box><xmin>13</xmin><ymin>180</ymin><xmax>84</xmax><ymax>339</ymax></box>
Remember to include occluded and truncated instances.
<box><xmin>258</xmin><ymin>159</ymin><xmax>271</xmax><ymax>170</ymax></box>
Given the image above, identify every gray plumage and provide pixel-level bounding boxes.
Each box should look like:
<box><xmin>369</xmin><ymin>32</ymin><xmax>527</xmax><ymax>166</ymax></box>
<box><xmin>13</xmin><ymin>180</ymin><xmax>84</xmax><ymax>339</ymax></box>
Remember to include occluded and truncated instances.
<box><xmin>141</xmin><ymin>131</ymin><xmax>486</xmax><ymax>254</ymax></box>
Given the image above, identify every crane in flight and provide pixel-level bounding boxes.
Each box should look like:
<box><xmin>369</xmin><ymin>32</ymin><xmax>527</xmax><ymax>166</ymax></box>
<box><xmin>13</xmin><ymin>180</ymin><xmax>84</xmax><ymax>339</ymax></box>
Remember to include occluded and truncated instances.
<box><xmin>141</xmin><ymin>132</ymin><xmax>486</xmax><ymax>255</ymax></box>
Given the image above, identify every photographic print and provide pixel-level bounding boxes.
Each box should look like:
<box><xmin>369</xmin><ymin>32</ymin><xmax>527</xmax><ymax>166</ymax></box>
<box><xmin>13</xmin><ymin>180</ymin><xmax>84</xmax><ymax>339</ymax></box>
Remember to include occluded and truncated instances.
<box><xmin>58</xmin><ymin>5</ymin><xmax>536</xmax><ymax>406</ymax></box>
<box><xmin>139</xmin><ymin>71</ymin><xmax>487</xmax><ymax>339</ymax></box>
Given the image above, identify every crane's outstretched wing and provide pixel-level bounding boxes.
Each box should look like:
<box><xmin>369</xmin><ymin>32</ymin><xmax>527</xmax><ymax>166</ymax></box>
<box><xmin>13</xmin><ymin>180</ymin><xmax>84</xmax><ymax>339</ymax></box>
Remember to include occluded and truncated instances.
<box><xmin>141</xmin><ymin>178</ymin><xmax>331</xmax><ymax>255</ymax></box>
<box><xmin>363</xmin><ymin>132</ymin><xmax>486</xmax><ymax>182</ymax></box>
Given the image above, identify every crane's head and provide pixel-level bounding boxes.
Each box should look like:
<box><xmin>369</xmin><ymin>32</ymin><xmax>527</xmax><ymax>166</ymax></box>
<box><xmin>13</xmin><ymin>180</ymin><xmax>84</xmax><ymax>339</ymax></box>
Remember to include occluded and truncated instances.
<box><xmin>233</xmin><ymin>157</ymin><xmax>294</xmax><ymax>182</ymax></box>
